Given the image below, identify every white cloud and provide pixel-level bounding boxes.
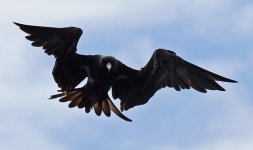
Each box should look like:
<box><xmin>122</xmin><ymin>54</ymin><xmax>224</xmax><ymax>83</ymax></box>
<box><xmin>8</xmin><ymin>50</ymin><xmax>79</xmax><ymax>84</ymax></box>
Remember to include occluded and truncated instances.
<box><xmin>234</xmin><ymin>4</ymin><xmax>253</xmax><ymax>35</ymax></box>
<box><xmin>153</xmin><ymin>85</ymin><xmax>253</xmax><ymax>150</ymax></box>
<box><xmin>159</xmin><ymin>135</ymin><xmax>253</xmax><ymax>150</ymax></box>
<box><xmin>192</xmin><ymin>136</ymin><xmax>253</xmax><ymax>150</ymax></box>
<box><xmin>1</xmin><ymin>0</ymin><xmax>252</xmax><ymax>37</ymax></box>
<box><xmin>0</xmin><ymin>119</ymin><xmax>66</xmax><ymax>150</ymax></box>
<box><xmin>0</xmin><ymin>0</ymin><xmax>252</xmax><ymax>150</ymax></box>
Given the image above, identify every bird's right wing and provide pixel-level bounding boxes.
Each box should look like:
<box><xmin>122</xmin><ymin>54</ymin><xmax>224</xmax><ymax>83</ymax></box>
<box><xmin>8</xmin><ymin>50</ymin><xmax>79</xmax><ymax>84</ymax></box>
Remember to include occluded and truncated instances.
<box><xmin>15</xmin><ymin>22</ymin><xmax>86</xmax><ymax>91</ymax></box>
<box><xmin>52</xmin><ymin>54</ymin><xmax>88</xmax><ymax>91</ymax></box>
<box><xmin>14</xmin><ymin>22</ymin><xmax>83</xmax><ymax>58</ymax></box>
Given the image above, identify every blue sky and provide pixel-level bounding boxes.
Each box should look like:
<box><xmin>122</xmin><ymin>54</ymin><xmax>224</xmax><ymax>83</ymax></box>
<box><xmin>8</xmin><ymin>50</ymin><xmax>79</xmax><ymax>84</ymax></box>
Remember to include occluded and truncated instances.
<box><xmin>0</xmin><ymin>0</ymin><xmax>252</xmax><ymax>149</ymax></box>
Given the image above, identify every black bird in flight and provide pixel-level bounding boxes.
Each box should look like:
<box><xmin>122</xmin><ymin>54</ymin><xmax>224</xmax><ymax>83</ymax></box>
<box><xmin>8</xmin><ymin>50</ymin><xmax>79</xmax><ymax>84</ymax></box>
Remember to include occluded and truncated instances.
<box><xmin>15</xmin><ymin>22</ymin><xmax>237</xmax><ymax>122</ymax></box>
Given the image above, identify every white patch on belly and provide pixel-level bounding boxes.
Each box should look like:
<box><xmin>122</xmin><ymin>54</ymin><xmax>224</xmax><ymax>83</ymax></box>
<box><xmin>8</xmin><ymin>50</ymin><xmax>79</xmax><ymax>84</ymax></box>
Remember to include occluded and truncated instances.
<box><xmin>106</xmin><ymin>62</ymin><xmax>112</xmax><ymax>71</ymax></box>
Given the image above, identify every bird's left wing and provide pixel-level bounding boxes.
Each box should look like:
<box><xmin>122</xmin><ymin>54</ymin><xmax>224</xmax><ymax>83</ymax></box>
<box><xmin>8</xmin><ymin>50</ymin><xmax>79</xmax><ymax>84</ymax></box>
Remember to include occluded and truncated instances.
<box><xmin>112</xmin><ymin>49</ymin><xmax>237</xmax><ymax>111</ymax></box>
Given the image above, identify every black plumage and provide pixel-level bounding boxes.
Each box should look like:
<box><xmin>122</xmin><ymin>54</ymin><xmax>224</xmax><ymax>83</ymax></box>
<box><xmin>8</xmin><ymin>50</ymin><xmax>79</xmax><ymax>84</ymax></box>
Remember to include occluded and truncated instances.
<box><xmin>15</xmin><ymin>22</ymin><xmax>237</xmax><ymax>122</ymax></box>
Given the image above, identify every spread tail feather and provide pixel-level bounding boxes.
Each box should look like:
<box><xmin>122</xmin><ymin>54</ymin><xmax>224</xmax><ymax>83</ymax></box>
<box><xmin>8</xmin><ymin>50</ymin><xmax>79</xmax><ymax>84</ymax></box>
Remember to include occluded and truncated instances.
<box><xmin>48</xmin><ymin>90</ymin><xmax>132</xmax><ymax>122</ymax></box>
<box><xmin>107</xmin><ymin>97</ymin><xmax>132</xmax><ymax>122</ymax></box>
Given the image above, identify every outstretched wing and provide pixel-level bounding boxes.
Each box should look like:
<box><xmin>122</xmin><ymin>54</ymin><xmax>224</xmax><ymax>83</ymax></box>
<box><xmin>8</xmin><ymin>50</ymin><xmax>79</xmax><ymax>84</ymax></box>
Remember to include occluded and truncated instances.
<box><xmin>112</xmin><ymin>49</ymin><xmax>237</xmax><ymax>111</ymax></box>
<box><xmin>14</xmin><ymin>22</ymin><xmax>82</xmax><ymax>58</ymax></box>
<box><xmin>15</xmin><ymin>22</ymin><xmax>86</xmax><ymax>91</ymax></box>
<box><xmin>52</xmin><ymin>54</ymin><xmax>87</xmax><ymax>91</ymax></box>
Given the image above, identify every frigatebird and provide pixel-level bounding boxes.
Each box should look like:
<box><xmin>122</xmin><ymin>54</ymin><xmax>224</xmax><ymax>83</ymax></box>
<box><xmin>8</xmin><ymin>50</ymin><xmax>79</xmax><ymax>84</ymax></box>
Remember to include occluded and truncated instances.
<box><xmin>14</xmin><ymin>22</ymin><xmax>237</xmax><ymax>122</ymax></box>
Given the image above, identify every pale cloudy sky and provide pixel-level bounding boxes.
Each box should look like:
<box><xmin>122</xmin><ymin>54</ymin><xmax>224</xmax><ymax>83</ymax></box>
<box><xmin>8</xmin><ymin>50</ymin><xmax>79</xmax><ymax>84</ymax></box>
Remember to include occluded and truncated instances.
<box><xmin>0</xmin><ymin>0</ymin><xmax>252</xmax><ymax>150</ymax></box>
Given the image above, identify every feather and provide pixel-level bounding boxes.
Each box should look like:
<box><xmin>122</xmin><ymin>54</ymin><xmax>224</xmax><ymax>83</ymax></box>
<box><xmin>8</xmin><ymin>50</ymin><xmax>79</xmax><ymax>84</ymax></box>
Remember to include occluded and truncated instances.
<box><xmin>93</xmin><ymin>101</ymin><xmax>102</xmax><ymax>116</ymax></box>
<box><xmin>48</xmin><ymin>93</ymin><xmax>65</xmax><ymax>99</ymax></box>
<box><xmin>102</xmin><ymin>100</ymin><xmax>111</xmax><ymax>117</ymax></box>
<box><xmin>59</xmin><ymin>91</ymin><xmax>79</xmax><ymax>102</ymax></box>
<box><xmin>68</xmin><ymin>93</ymin><xmax>83</xmax><ymax>108</ymax></box>
<box><xmin>107</xmin><ymin>98</ymin><xmax>132</xmax><ymax>122</ymax></box>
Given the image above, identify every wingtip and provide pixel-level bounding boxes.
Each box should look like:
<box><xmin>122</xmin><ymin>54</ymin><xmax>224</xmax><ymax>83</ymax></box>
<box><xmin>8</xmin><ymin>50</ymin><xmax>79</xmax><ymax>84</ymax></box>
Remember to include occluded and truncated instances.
<box><xmin>221</xmin><ymin>78</ymin><xmax>238</xmax><ymax>83</ymax></box>
<box><xmin>210</xmin><ymin>72</ymin><xmax>238</xmax><ymax>83</ymax></box>
<box><xmin>219</xmin><ymin>87</ymin><xmax>226</xmax><ymax>91</ymax></box>
<box><xmin>13</xmin><ymin>22</ymin><xmax>21</xmax><ymax>26</ymax></box>
<box><xmin>231</xmin><ymin>80</ymin><xmax>238</xmax><ymax>83</ymax></box>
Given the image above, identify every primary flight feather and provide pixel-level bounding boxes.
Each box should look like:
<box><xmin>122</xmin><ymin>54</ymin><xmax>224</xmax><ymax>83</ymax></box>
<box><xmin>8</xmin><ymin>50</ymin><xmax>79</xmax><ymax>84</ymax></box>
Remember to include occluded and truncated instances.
<box><xmin>15</xmin><ymin>22</ymin><xmax>237</xmax><ymax>122</ymax></box>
